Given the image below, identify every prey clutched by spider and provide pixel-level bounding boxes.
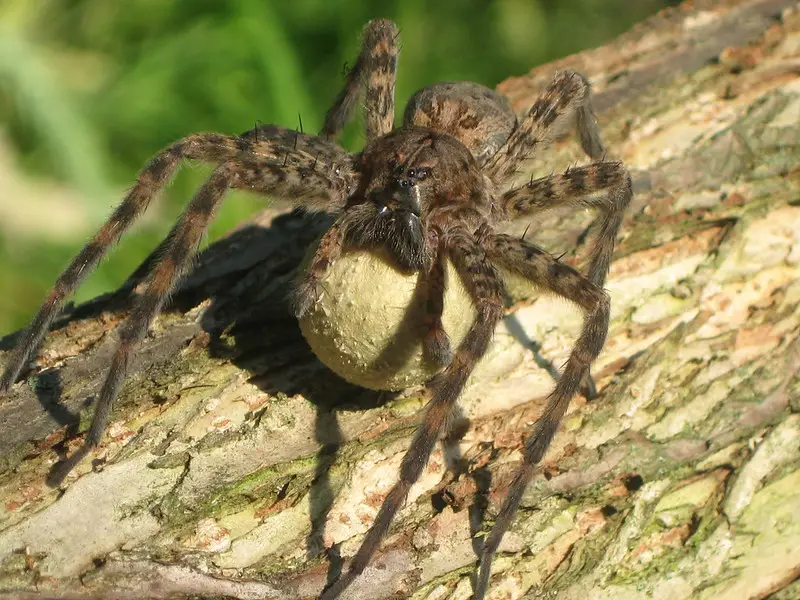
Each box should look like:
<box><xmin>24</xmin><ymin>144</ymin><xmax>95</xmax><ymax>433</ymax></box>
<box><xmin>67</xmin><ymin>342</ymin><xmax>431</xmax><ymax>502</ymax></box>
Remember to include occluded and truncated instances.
<box><xmin>0</xmin><ymin>18</ymin><xmax>631</xmax><ymax>600</ymax></box>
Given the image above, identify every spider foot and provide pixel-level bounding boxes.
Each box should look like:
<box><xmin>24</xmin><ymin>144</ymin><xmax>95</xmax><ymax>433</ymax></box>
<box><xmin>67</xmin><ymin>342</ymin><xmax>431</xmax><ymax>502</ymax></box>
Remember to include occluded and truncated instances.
<box><xmin>292</xmin><ymin>275</ymin><xmax>325</xmax><ymax>319</ymax></box>
<box><xmin>577</xmin><ymin>103</ymin><xmax>606</xmax><ymax>160</ymax></box>
<box><xmin>424</xmin><ymin>325</ymin><xmax>453</xmax><ymax>367</ymax></box>
<box><xmin>579</xmin><ymin>369</ymin><xmax>598</xmax><ymax>400</ymax></box>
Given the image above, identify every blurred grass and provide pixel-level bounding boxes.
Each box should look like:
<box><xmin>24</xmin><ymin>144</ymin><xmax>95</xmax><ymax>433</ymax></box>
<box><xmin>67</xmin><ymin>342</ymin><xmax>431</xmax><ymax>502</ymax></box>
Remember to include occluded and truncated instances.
<box><xmin>0</xmin><ymin>0</ymin><xmax>679</xmax><ymax>335</ymax></box>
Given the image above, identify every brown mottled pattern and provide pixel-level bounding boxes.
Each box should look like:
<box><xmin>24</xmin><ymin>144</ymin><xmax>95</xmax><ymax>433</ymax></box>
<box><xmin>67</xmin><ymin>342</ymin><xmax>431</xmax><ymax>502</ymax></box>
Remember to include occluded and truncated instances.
<box><xmin>0</xmin><ymin>139</ymin><xmax>187</xmax><ymax>393</ymax></box>
<box><xmin>501</xmin><ymin>161</ymin><xmax>633</xmax><ymax>285</ymax></box>
<box><xmin>476</xmin><ymin>232</ymin><xmax>611</xmax><ymax>597</ymax></box>
<box><xmin>240</xmin><ymin>159</ymin><xmax>354</xmax><ymax>206</ymax></box>
<box><xmin>85</xmin><ymin>165</ymin><xmax>232</xmax><ymax>447</ymax></box>
<box><xmin>239</xmin><ymin>125</ymin><xmax>352</xmax><ymax>170</ymax></box>
<box><xmin>421</xmin><ymin>255</ymin><xmax>452</xmax><ymax>366</ymax></box>
<box><xmin>321</xmin><ymin>19</ymin><xmax>398</xmax><ymax>141</ymax></box>
<box><xmin>405</xmin><ymin>81</ymin><xmax>517</xmax><ymax>166</ymax></box>
<box><xmin>2</xmin><ymin>19</ymin><xmax>632</xmax><ymax>600</ymax></box>
<box><xmin>320</xmin><ymin>229</ymin><xmax>505</xmax><ymax>600</ymax></box>
<box><xmin>485</xmin><ymin>70</ymin><xmax>605</xmax><ymax>182</ymax></box>
<box><xmin>291</xmin><ymin>209</ymin><xmax>363</xmax><ymax>318</ymax></box>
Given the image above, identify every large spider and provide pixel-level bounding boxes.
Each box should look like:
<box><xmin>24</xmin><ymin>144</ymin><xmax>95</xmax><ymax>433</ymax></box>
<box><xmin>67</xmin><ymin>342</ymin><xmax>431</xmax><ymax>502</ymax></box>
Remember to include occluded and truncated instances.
<box><xmin>0</xmin><ymin>19</ymin><xmax>632</xmax><ymax>600</ymax></box>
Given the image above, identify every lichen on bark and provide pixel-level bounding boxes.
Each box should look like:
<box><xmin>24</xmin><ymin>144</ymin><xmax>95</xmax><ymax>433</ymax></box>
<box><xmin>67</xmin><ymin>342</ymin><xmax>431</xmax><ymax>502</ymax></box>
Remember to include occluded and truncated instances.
<box><xmin>1</xmin><ymin>1</ymin><xmax>799</xmax><ymax>599</ymax></box>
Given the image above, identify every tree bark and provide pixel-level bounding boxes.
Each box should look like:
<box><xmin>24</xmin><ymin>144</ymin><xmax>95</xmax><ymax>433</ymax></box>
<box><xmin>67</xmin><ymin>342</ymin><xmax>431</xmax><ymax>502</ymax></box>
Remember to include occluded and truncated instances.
<box><xmin>1</xmin><ymin>1</ymin><xmax>799</xmax><ymax>598</ymax></box>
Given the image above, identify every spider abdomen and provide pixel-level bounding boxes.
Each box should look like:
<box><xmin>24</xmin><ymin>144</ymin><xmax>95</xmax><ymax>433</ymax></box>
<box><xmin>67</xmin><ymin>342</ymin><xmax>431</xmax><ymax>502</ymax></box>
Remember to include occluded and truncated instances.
<box><xmin>403</xmin><ymin>81</ymin><xmax>516</xmax><ymax>165</ymax></box>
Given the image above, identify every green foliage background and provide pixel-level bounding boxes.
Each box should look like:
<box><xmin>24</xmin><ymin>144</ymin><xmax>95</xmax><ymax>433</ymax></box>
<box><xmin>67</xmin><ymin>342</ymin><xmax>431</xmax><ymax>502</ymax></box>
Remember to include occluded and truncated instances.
<box><xmin>0</xmin><ymin>0</ymin><xmax>677</xmax><ymax>335</ymax></box>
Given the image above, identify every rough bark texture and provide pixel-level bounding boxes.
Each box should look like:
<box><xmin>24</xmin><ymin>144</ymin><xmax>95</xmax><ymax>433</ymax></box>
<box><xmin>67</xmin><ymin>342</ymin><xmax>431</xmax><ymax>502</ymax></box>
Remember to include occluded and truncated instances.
<box><xmin>1</xmin><ymin>1</ymin><xmax>799</xmax><ymax>598</ymax></box>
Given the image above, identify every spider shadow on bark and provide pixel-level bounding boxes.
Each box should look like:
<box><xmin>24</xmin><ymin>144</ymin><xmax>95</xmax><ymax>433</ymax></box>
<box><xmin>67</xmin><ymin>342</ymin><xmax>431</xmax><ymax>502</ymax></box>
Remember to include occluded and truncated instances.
<box><xmin>25</xmin><ymin>369</ymin><xmax>101</xmax><ymax>483</ymax></box>
<box><xmin>188</xmin><ymin>208</ymin><xmax>408</xmax><ymax>584</ymax></box>
<box><xmin>175</xmin><ymin>207</ymin><xmax>564</xmax><ymax>585</ymax></box>
<box><xmin>186</xmin><ymin>207</ymin><xmax>509</xmax><ymax>585</ymax></box>
<box><xmin>6</xmin><ymin>203</ymin><xmax>581</xmax><ymax>585</ymax></box>
<box><xmin>4</xmin><ymin>207</ymin><xmax>396</xmax><ymax>578</ymax></box>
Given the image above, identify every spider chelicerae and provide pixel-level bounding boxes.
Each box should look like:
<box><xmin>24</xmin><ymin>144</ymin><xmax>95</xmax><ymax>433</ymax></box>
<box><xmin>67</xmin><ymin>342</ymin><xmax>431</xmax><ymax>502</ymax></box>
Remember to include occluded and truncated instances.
<box><xmin>0</xmin><ymin>18</ymin><xmax>632</xmax><ymax>600</ymax></box>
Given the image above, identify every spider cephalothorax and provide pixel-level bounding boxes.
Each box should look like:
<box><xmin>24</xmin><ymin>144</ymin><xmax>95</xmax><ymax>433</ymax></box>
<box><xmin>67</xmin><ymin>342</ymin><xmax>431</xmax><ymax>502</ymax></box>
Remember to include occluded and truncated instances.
<box><xmin>345</xmin><ymin>127</ymin><xmax>490</xmax><ymax>272</ymax></box>
<box><xmin>0</xmin><ymin>18</ymin><xmax>632</xmax><ymax>600</ymax></box>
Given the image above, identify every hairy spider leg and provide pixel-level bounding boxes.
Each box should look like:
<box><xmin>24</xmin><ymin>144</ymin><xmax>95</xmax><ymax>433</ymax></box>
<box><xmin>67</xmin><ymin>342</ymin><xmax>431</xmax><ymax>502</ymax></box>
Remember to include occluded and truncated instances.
<box><xmin>0</xmin><ymin>129</ymin><xmax>349</xmax><ymax>394</ymax></box>
<box><xmin>474</xmin><ymin>234</ymin><xmax>611</xmax><ymax>599</ymax></box>
<box><xmin>123</xmin><ymin>126</ymin><xmax>352</xmax><ymax>293</ymax></box>
<box><xmin>321</xmin><ymin>19</ymin><xmax>399</xmax><ymax>141</ymax></box>
<box><xmin>500</xmin><ymin>160</ymin><xmax>633</xmax><ymax>286</ymax></box>
<box><xmin>82</xmin><ymin>158</ymin><xmax>352</xmax><ymax>451</ymax></box>
<box><xmin>292</xmin><ymin>203</ymin><xmax>378</xmax><ymax>318</ymax></box>
<box><xmin>489</xmin><ymin>72</ymin><xmax>631</xmax><ymax>400</ymax></box>
<box><xmin>486</xmin><ymin>70</ymin><xmax>606</xmax><ymax>184</ymax></box>
<box><xmin>421</xmin><ymin>251</ymin><xmax>453</xmax><ymax>367</ymax></box>
<box><xmin>319</xmin><ymin>227</ymin><xmax>505</xmax><ymax>600</ymax></box>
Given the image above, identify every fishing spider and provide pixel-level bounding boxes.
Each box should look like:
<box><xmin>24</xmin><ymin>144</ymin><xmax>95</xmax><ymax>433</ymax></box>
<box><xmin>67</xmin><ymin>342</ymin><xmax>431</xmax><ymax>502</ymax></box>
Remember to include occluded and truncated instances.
<box><xmin>0</xmin><ymin>19</ymin><xmax>632</xmax><ymax>600</ymax></box>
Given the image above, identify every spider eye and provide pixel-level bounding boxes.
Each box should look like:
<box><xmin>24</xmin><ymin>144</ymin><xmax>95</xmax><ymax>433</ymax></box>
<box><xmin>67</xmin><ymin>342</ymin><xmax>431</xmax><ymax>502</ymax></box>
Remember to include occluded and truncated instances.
<box><xmin>406</xmin><ymin>167</ymin><xmax>430</xmax><ymax>181</ymax></box>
